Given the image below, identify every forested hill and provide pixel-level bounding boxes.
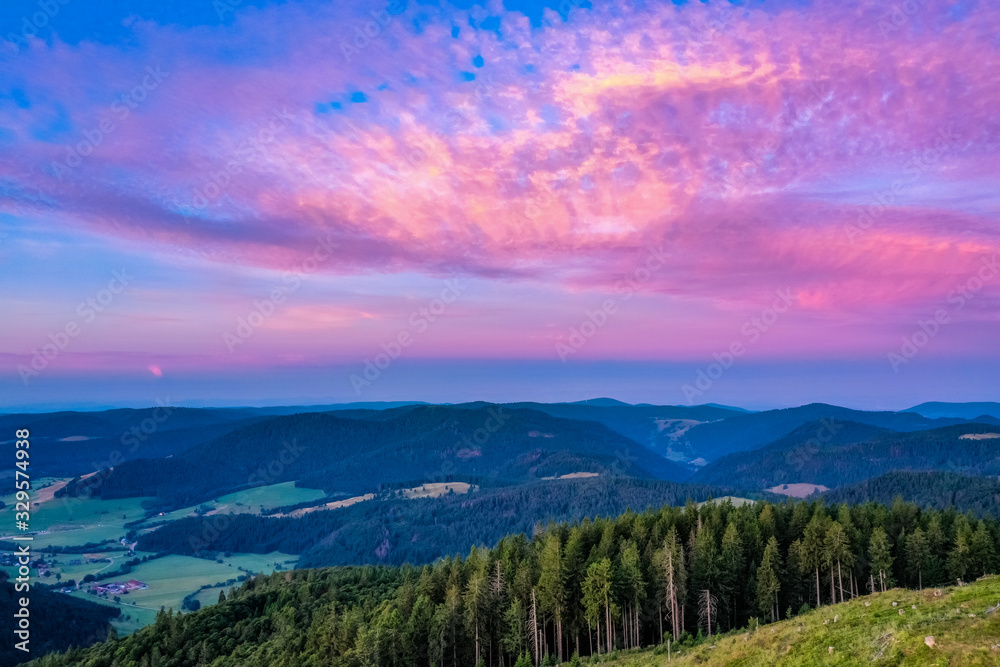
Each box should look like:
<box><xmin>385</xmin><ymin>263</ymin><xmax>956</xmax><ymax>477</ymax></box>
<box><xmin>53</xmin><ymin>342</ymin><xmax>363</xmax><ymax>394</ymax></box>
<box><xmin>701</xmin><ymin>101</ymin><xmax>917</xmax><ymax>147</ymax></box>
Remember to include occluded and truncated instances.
<box><xmin>134</xmin><ymin>477</ymin><xmax>748</xmax><ymax>567</ymax></box>
<box><xmin>0</xmin><ymin>407</ymin><xmax>270</xmax><ymax>478</ymax></box>
<box><xmin>80</xmin><ymin>405</ymin><xmax>691</xmax><ymax>509</ymax></box>
<box><xmin>689</xmin><ymin>422</ymin><xmax>1000</xmax><ymax>489</ymax></box>
<box><xmin>0</xmin><ymin>574</ymin><xmax>119</xmax><ymax>666</ymax></box>
<box><xmin>29</xmin><ymin>495</ymin><xmax>1000</xmax><ymax>667</ymax></box>
<box><xmin>673</xmin><ymin>403</ymin><xmax>994</xmax><ymax>461</ymax></box>
<box><xmin>822</xmin><ymin>471</ymin><xmax>1000</xmax><ymax>517</ymax></box>
<box><xmin>907</xmin><ymin>401</ymin><xmax>1000</xmax><ymax>420</ymax></box>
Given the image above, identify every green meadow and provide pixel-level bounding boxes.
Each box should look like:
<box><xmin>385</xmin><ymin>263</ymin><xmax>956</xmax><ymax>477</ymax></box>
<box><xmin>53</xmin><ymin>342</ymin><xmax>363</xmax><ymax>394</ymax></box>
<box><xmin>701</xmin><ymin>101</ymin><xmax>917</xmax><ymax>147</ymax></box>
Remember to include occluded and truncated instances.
<box><xmin>67</xmin><ymin>551</ymin><xmax>298</xmax><ymax>635</ymax></box>
<box><xmin>593</xmin><ymin>577</ymin><xmax>1000</xmax><ymax>666</ymax></box>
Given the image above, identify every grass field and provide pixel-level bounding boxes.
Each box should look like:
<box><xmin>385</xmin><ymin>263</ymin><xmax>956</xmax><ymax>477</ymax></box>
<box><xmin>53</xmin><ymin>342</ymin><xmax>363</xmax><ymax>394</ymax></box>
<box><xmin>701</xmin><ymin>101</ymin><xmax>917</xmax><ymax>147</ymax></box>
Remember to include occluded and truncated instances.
<box><xmin>65</xmin><ymin>551</ymin><xmax>298</xmax><ymax>635</ymax></box>
<box><xmin>592</xmin><ymin>576</ymin><xmax>1000</xmax><ymax>666</ymax></box>
<box><xmin>141</xmin><ymin>481</ymin><xmax>326</xmax><ymax>524</ymax></box>
<box><xmin>0</xmin><ymin>491</ymin><xmax>153</xmax><ymax>548</ymax></box>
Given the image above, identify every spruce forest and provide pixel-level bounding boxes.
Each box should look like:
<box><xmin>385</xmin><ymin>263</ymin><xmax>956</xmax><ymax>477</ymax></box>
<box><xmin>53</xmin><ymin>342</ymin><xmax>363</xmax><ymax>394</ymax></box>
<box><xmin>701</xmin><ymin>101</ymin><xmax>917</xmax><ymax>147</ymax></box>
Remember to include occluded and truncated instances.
<box><xmin>28</xmin><ymin>496</ymin><xmax>1000</xmax><ymax>667</ymax></box>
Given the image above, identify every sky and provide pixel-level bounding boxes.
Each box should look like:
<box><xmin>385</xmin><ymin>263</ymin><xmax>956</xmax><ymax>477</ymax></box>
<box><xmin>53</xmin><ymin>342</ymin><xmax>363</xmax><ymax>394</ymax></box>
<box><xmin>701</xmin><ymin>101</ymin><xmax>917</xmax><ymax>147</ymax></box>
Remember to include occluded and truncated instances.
<box><xmin>1</xmin><ymin>0</ymin><xmax>999</xmax><ymax>410</ymax></box>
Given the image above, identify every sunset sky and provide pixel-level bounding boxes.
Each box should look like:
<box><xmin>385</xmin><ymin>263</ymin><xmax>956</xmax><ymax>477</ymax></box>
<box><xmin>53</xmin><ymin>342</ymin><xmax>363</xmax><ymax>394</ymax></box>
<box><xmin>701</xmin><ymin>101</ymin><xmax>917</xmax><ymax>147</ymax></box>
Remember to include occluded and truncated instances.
<box><xmin>1</xmin><ymin>0</ymin><xmax>998</xmax><ymax>410</ymax></box>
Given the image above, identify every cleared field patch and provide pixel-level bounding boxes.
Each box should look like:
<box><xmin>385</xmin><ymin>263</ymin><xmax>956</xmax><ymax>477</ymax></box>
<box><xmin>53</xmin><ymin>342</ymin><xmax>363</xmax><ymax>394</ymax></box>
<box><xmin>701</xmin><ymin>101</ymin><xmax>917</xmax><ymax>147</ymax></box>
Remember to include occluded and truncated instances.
<box><xmin>767</xmin><ymin>483</ymin><xmax>830</xmax><ymax>498</ymax></box>
<box><xmin>541</xmin><ymin>472</ymin><xmax>599</xmax><ymax>480</ymax></box>
<box><xmin>401</xmin><ymin>482</ymin><xmax>477</xmax><ymax>498</ymax></box>
<box><xmin>0</xmin><ymin>494</ymin><xmax>153</xmax><ymax>548</ymax></box>
<box><xmin>67</xmin><ymin>551</ymin><xmax>298</xmax><ymax>635</ymax></box>
<box><xmin>145</xmin><ymin>481</ymin><xmax>326</xmax><ymax>524</ymax></box>
<box><xmin>960</xmin><ymin>433</ymin><xmax>1000</xmax><ymax>440</ymax></box>
<box><xmin>276</xmin><ymin>493</ymin><xmax>374</xmax><ymax>517</ymax></box>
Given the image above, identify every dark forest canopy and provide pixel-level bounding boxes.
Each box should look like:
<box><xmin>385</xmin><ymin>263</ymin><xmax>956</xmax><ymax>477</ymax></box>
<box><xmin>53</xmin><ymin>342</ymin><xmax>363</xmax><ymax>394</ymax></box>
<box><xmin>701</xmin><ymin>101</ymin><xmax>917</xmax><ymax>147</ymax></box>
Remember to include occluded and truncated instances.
<box><xmin>135</xmin><ymin>477</ymin><xmax>746</xmax><ymax>567</ymax></box>
<box><xmin>821</xmin><ymin>471</ymin><xmax>1000</xmax><ymax>517</ymax></box>
<box><xmin>29</xmin><ymin>495</ymin><xmax>1000</xmax><ymax>667</ymax></box>
<box><xmin>0</xmin><ymin>574</ymin><xmax>119</xmax><ymax>666</ymax></box>
<box><xmin>75</xmin><ymin>406</ymin><xmax>691</xmax><ymax>510</ymax></box>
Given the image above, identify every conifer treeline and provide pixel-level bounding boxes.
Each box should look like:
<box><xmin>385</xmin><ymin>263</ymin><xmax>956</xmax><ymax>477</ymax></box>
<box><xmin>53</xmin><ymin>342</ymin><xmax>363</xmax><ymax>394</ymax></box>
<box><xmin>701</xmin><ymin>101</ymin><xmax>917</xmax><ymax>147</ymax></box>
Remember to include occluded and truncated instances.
<box><xmin>29</xmin><ymin>497</ymin><xmax>1000</xmax><ymax>667</ymax></box>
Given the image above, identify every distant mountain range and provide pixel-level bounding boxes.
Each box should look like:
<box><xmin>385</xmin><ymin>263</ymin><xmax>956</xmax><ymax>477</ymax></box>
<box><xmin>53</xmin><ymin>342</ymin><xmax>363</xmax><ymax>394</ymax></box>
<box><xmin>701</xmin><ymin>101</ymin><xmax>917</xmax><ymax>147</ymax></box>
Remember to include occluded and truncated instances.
<box><xmin>74</xmin><ymin>404</ymin><xmax>693</xmax><ymax>509</ymax></box>
<box><xmin>12</xmin><ymin>398</ymin><xmax>1000</xmax><ymax>485</ymax></box>
<box><xmin>690</xmin><ymin>420</ymin><xmax>1000</xmax><ymax>489</ymax></box>
<box><xmin>906</xmin><ymin>401</ymin><xmax>1000</xmax><ymax>420</ymax></box>
<box><xmin>13</xmin><ymin>398</ymin><xmax>1000</xmax><ymax>544</ymax></box>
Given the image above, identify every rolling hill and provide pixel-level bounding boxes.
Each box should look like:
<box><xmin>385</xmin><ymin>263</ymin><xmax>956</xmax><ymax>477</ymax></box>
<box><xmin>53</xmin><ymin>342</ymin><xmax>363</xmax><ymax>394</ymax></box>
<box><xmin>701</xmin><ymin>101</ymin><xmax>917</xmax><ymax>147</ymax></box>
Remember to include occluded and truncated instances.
<box><xmin>907</xmin><ymin>401</ymin><xmax>1000</xmax><ymax>421</ymax></box>
<box><xmin>77</xmin><ymin>405</ymin><xmax>692</xmax><ymax>509</ymax></box>
<box><xmin>135</xmin><ymin>476</ymin><xmax>747</xmax><ymax>566</ymax></box>
<box><xmin>690</xmin><ymin>421</ymin><xmax>1000</xmax><ymax>490</ymax></box>
<box><xmin>673</xmin><ymin>403</ymin><xmax>996</xmax><ymax>463</ymax></box>
<box><xmin>0</xmin><ymin>574</ymin><xmax>119</xmax><ymax>666</ymax></box>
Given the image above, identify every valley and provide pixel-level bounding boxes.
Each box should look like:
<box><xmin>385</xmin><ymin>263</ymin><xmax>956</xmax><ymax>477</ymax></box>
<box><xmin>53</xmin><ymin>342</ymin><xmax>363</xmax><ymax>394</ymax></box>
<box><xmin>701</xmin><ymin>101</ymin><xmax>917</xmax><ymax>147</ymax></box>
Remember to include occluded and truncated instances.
<box><xmin>7</xmin><ymin>398</ymin><xmax>1000</xmax><ymax>663</ymax></box>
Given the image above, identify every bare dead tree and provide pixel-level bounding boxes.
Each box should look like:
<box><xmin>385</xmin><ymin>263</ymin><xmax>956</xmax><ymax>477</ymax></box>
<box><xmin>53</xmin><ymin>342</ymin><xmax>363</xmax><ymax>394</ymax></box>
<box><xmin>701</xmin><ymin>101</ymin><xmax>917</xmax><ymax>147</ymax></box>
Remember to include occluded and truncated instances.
<box><xmin>697</xmin><ymin>589</ymin><xmax>719</xmax><ymax>638</ymax></box>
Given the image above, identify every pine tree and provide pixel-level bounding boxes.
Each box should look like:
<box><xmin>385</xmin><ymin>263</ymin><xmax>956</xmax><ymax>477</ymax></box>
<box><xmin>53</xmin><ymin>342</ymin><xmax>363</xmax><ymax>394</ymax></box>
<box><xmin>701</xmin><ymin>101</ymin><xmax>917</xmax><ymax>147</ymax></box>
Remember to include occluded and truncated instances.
<box><xmin>656</xmin><ymin>527</ymin><xmax>687</xmax><ymax>641</ymax></box>
<box><xmin>502</xmin><ymin>598</ymin><xmax>526</xmax><ymax>660</ymax></box>
<box><xmin>869</xmin><ymin>527</ymin><xmax>893</xmax><ymax>593</ymax></box>
<box><xmin>529</xmin><ymin>588</ymin><xmax>541</xmax><ymax>665</ymax></box>
<box><xmin>537</xmin><ymin>533</ymin><xmax>566</xmax><ymax>661</ymax></box>
<box><xmin>464</xmin><ymin>570</ymin><xmax>488</xmax><ymax>665</ymax></box>
<box><xmin>970</xmin><ymin>521</ymin><xmax>997</xmax><ymax>578</ymax></box>
<box><xmin>948</xmin><ymin>530</ymin><xmax>972</xmax><ymax>584</ymax></box>
<box><xmin>905</xmin><ymin>528</ymin><xmax>930</xmax><ymax>589</ymax></box>
<box><xmin>582</xmin><ymin>558</ymin><xmax>615</xmax><ymax>653</ymax></box>
<box><xmin>618</xmin><ymin>540</ymin><xmax>645</xmax><ymax>649</ymax></box>
<box><xmin>823</xmin><ymin>521</ymin><xmax>852</xmax><ymax>604</ymax></box>
<box><xmin>756</xmin><ymin>536</ymin><xmax>782</xmax><ymax>623</ymax></box>
<box><xmin>801</xmin><ymin>514</ymin><xmax>826</xmax><ymax>606</ymax></box>
<box><xmin>718</xmin><ymin>521</ymin><xmax>745</xmax><ymax>630</ymax></box>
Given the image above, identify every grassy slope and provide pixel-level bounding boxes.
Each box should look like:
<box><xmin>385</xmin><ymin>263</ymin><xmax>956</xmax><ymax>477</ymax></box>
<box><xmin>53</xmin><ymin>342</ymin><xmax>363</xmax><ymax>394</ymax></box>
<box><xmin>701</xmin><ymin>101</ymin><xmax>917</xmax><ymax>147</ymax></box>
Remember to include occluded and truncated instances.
<box><xmin>603</xmin><ymin>577</ymin><xmax>1000</xmax><ymax>666</ymax></box>
<box><xmin>68</xmin><ymin>551</ymin><xmax>299</xmax><ymax>634</ymax></box>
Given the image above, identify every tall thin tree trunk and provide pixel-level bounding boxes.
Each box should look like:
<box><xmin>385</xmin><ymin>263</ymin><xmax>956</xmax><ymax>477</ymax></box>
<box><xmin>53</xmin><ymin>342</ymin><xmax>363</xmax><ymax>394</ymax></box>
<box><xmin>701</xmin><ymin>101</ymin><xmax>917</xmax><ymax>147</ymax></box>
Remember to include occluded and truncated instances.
<box><xmin>837</xmin><ymin>560</ymin><xmax>844</xmax><ymax>604</ymax></box>
<box><xmin>815</xmin><ymin>567</ymin><xmax>821</xmax><ymax>606</ymax></box>
<box><xmin>658</xmin><ymin>600</ymin><xmax>663</xmax><ymax>644</ymax></box>
<box><xmin>556</xmin><ymin>615</ymin><xmax>562</xmax><ymax>662</ymax></box>
<box><xmin>531</xmin><ymin>589</ymin><xmax>539</xmax><ymax>666</ymax></box>
<box><xmin>606</xmin><ymin>600</ymin><xmax>612</xmax><ymax>653</ymax></box>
